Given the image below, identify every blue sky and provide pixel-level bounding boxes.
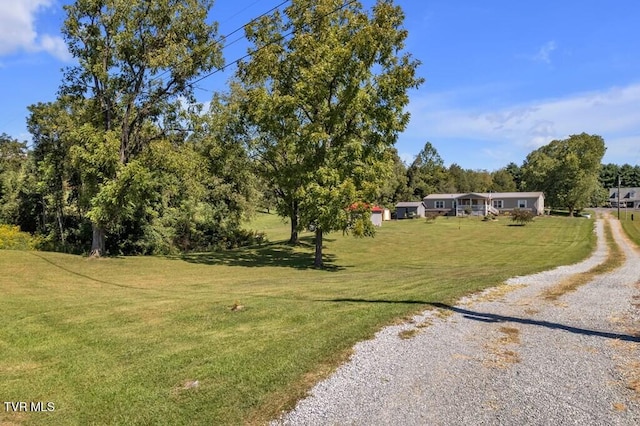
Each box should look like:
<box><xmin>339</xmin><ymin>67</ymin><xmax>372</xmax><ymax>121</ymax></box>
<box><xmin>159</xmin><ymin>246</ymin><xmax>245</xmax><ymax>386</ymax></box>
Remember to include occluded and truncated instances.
<box><xmin>1</xmin><ymin>0</ymin><xmax>639</xmax><ymax>170</ymax></box>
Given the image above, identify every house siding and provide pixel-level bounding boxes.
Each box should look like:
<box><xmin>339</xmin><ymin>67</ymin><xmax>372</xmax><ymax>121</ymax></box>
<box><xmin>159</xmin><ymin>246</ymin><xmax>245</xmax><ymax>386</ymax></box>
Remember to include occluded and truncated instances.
<box><xmin>423</xmin><ymin>192</ymin><xmax>545</xmax><ymax>216</ymax></box>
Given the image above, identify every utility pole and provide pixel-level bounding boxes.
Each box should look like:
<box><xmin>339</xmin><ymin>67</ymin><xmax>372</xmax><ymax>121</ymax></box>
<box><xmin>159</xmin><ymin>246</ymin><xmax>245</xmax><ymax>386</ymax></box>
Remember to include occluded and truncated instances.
<box><xmin>617</xmin><ymin>174</ymin><xmax>621</xmax><ymax>220</ymax></box>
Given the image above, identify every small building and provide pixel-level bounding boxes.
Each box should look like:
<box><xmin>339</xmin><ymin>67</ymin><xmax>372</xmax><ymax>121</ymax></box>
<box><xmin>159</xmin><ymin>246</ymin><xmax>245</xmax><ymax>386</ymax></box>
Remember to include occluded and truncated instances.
<box><xmin>371</xmin><ymin>206</ymin><xmax>384</xmax><ymax>227</ymax></box>
<box><xmin>423</xmin><ymin>192</ymin><xmax>546</xmax><ymax>216</ymax></box>
<box><xmin>609</xmin><ymin>187</ymin><xmax>640</xmax><ymax>209</ymax></box>
<box><xmin>395</xmin><ymin>201</ymin><xmax>426</xmax><ymax>219</ymax></box>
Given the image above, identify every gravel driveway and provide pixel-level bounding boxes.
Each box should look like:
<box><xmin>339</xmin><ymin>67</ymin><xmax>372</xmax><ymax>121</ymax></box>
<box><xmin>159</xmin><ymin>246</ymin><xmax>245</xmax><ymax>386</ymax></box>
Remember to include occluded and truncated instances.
<box><xmin>272</xmin><ymin>216</ymin><xmax>640</xmax><ymax>425</ymax></box>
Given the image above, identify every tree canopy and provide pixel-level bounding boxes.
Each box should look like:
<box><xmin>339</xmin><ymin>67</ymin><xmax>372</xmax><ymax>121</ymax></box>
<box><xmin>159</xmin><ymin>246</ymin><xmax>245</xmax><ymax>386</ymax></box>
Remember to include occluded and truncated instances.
<box><xmin>521</xmin><ymin>133</ymin><xmax>606</xmax><ymax>215</ymax></box>
<box><xmin>60</xmin><ymin>0</ymin><xmax>223</xmax><ymax>255</ymax></box>
<box><xmin>238</xmin><ymin>0</ymin><xmax>422</xmax><ymax>267</ymax></box>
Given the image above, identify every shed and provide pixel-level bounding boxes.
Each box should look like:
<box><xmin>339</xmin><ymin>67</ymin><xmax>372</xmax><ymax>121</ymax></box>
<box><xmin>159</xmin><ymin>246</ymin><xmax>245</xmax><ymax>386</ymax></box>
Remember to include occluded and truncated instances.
<box><xmin>395</xmin><ymin>201</ymin><xmax>426</xmax><ymax>219</ymax></box>
<box><xmin>370</xmin><ymin>206</ymin><xmax>383</xmax><ymax>227</ymax></box>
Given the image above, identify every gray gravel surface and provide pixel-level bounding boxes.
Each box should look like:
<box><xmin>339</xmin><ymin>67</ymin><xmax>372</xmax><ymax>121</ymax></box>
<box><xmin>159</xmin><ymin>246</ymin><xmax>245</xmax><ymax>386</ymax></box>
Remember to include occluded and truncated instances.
<box><xmin>272</xmin><ymin>217</ymin><xmax>640</xmax><ymax>425</ymax></box>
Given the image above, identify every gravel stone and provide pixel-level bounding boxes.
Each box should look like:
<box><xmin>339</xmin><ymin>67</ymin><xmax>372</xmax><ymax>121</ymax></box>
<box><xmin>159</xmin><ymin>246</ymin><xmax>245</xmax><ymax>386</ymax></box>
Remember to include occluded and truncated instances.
<box><xmin>271</xmin><ymin>217</ymin><xmax>640</xmax><ymax>425</ymax></box>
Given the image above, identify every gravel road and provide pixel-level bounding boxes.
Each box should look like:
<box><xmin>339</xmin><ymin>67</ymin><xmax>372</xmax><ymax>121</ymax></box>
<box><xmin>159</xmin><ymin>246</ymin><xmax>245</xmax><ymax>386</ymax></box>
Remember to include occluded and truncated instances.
<box><xmin>272</xmin><ymin>216</ymin><xmax>640</xmax><ymax>425</ymax></box>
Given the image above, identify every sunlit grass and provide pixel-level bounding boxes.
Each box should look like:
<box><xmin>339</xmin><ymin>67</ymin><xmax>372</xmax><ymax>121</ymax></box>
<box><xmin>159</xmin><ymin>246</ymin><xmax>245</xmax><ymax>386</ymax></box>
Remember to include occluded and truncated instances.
<box><xmin>542</xmin><ymin>217</ymin><xmax>624</xmax><ymax>301</ymax></box>
<box><xmin>1</xmin><ymin>213</ymin><xmax>595</xmax><ymax>425</ymax></box>
<box><xmin>618</xmin><ymin>210</ymin><xmax>640</xmax><ymax>247</ymax></box>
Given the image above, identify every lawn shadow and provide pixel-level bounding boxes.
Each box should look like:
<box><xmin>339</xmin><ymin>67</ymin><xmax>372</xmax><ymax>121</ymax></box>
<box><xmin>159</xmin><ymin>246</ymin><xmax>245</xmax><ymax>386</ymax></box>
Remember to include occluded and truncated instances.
<box><xmin>322</xmin><ymin>298</ymin><xmax>640</xmax><ymax>343</ymax></box>
<box><xmin>173</xmin><ymin>238</ymin><xmax>348</xmax><ymax>271</ymax></box>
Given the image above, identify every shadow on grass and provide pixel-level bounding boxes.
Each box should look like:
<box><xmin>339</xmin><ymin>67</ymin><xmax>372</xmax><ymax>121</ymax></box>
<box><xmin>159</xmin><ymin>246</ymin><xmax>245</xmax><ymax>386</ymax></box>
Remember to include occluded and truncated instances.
<box><xmin>322</xmin><ymin>298</ymin><xmax>640</xmax><ymax>343</ymax></box>
<box><xmin>174</xmin><ymin>238</ymin><xmax>348</xmax><ymax>271</ymax></box>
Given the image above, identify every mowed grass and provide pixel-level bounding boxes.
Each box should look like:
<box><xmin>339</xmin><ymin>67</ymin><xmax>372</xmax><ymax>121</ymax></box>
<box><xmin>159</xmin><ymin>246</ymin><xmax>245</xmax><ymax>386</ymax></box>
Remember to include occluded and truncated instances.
<box><xmin>1</xmin><ymin>214</ymin><xmax>595</xmax><ymax>425</ymax></box>
<box><xmin>618</xmin><ymin>210</ymin><xmax>640</xmax><ymax>247</ymax></box>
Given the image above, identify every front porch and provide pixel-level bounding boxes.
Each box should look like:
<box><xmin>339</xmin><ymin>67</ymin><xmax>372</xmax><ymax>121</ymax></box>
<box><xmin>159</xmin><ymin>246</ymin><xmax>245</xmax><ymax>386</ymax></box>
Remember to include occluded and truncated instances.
<box><xmin>455</xmin><ymin>193</ymin><xmax>499</xmax><ymax>216</ymax></box>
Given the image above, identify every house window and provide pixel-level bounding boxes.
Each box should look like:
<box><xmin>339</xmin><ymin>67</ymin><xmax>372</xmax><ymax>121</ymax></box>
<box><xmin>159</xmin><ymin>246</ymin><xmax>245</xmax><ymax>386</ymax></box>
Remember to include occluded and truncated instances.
<box><xmin>492</xmin><ymin>200</ymin><xmax>503</xmax><ymax>209</ymax></box>
<box><xmin>434</xmin><ymin>201</ymin><xmax>445</xmax><ymax>209</ymax></box>
<box><xmin>518</xmin><ymin>200</ymin><xmax>528</xmax><ymax>209</ymax></box>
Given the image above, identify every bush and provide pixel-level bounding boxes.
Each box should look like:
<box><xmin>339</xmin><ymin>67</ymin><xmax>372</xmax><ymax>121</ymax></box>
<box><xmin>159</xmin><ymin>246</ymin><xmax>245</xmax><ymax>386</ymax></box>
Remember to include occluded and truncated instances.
<box><xmin>0</xmin><ymin>224</ymin><xmax>41</xmax><ymax>250</ymax></box>
<box><xmin>511</xmin><ymin>209</ymin><xmax>535</xmax><ymax>226</ymax></box>
<box><xmin>425</xmin><ymin>212</ymin><xmax>439</xmax><ymax>223</ymax></box>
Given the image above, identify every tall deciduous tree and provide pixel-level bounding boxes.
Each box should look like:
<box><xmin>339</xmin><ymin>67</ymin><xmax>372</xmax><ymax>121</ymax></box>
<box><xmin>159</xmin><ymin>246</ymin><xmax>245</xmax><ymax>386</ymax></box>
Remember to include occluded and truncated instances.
<box><xmin>238</xmin><ymin>0</ymin><xmax>422</xmax><ymax>267</ymax></box>
<box><xmin>489</xmin><ymin>168</ymin><xmax>517</xmax><ymax>192</ymax></box>
<box><xmin>521</xmin><ymin>133</ymin><xmax>606</xmax><ymax>216</ymax></box>
<box><xmin>377</xmin><ymin>148</ymin><xmax>410</xmax><ymax>206</ymax></box>
<box><xmin>406</xmin><ymin>141</ymin><xmax>446</xmax><ymax>199</ymax></box>
<box><xmin>60</xmin><ymin>0</ymin><xmax>222</xmax><ymax>256</ymax></box>
<box><xmin>0</xmin><ymin>134</ymin><xmax>28</xmax><ymax>225</ymax></box>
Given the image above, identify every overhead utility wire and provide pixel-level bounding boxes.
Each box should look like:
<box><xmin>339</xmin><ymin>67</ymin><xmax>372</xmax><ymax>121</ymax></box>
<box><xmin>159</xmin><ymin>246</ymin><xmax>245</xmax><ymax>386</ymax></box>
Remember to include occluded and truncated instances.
<box><xmin>69</xmin><ymin>0</ymin><xmax>291</xmax><ymax>130</ymax></box>
<box><xmin>148</xmin><ymin>0</ymin><xmax>290</xmax><ymax>89</ymax></box>
<box><xmin>188</xmin><ymin>0</ymin><xmax>359</xmax><ymax>89</ymax></box>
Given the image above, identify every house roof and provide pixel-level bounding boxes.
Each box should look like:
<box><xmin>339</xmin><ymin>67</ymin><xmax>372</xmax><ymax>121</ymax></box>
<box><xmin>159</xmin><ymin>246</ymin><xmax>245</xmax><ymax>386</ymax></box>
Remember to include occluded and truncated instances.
<box><xmin>395</xmin><ymin>201</ymin><xmax>425</xmax><ymax>208</ymax></box>
<box><xmin>424</xmin><ymin>191</ymin><xmax>544</xmax><ymax>200</ymax></box>
<box><xmin>424</xmin><ymin>193</ymin><xmax>462</xmax><ymax>199</ymax></box>
<box><xmin>609</xmin><ymin>188</ymin><xmax>640</xmax><ymax>200</ymax></box>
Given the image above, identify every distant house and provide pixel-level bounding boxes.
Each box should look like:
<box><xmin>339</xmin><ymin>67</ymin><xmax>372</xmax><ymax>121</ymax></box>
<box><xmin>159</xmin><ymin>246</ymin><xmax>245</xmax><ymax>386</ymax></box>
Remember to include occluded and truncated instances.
<box><xmin>395</xmin><ymin>201</ymin><xmax>426</xmax><ymax>219</ymax></box>
<box><xmin>609</xmin><ymin>188</ymin><xmax>640</xmax><ymax>209</ymax></box>
<box><xmin>423</xmin><ymin>192</ymin><xmax>546</xmax><ymax>216</ymax></box>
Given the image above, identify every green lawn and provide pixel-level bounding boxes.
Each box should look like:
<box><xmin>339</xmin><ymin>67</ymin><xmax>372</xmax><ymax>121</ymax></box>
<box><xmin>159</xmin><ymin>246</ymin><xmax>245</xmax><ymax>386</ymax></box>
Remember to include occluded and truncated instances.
<box><xmin>1</xmin><ymin>214</ymin><xmax>595</xmax><ymax>425</ymax></box>
<box><xmin>618</xmin><ymin>210</ymin><xmax>640</xmax><ymax>246</ymax></box>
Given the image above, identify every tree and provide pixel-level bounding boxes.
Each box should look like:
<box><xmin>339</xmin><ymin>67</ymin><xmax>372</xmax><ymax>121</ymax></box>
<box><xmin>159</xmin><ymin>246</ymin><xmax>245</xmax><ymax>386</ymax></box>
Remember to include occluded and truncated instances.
<box><xmin>504</xmin><ymin>162</ymin><xmax>523</xmax><ymax>191</ymax></box>
<box><xmin>0</xmin><ymin>134</ymin><xmax>28</xmax><ymax>225</ymax></box>
<box><xmin>59</xmin><ymin>0</ymin><xmax>222</xmax><ymax>256</ymax></box>
<box><xmin>377</xmin><ymin>148</ymin><xmax>410</xmax><ymax>206</ymax></box>
<box><xmin>599</xmin><ymin>163</ymin><xmax>619</xmax><ymax>190</ymax></box>
<box><xmin>521</xmin><ymin>133</ymin><xmax>606</xmax><ymax>216</ymax></box>
<box><xmin>238</xmin><ymin>0</ymin><xmax>422</xmax><ymax>267</ymax></box>
<box><xmin>406</xmin><ymin>142</ymin><xmax>446</xmax><ymax>199</ymax></box>
<box><xmin>490</xmin><ymin>168</ymin><xmax>517</xmax><ymax>192</ymax></box>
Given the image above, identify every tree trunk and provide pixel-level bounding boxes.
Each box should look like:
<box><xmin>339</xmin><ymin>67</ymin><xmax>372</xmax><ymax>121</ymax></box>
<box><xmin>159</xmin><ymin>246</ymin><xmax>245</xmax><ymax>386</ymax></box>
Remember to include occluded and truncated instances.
<box><xmin>90</xmin><ymin>223</ymin><xmax>105</xmax><ymax>257</ymax></box>
<box><xmin>288</xmin><ymin>200</ymin><xmax>299</xmax><ymax>245</ymax></box>
<box><xmin>314</xmin><ymin>228</ymin><xmax>323</xmax><ymax>269</ymax></box>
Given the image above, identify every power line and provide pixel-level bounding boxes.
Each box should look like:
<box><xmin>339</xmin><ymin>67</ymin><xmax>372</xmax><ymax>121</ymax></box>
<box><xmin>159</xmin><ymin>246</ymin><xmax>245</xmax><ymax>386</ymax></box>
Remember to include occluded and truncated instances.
<box><xmin>188</xmin><ymin>0</ymin><xmax>359</xmax><ymax>90</ymax></box>
<box><xmin>148</xmin><ymin>0</ymin><xmax>290</xmax><ymax>91</ymax></box>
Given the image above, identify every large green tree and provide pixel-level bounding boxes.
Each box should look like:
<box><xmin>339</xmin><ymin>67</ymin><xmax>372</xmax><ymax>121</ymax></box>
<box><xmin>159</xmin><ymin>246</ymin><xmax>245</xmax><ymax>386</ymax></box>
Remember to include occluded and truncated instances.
<box><xmin>406</xmin><ymin>141</ymin><xmax>446</xmax><ymax>199</ymax></box>
<box><xmin>0</xmin><ymin>134</ymin><xmax>28</xmax><ymax>225</ymax></box>
<box><xmin>377</xmin><ymin>148</ymin><xmax>410</xmax><ymax>206</ymax></box>
<box><xmin>59</xmin><ymin>0</ymin><xmax>223</xmax><ymax>256</ymax></box>
<box><xmin>238</xmin><ymin>0</ymin><xmax>422</xmax><ymax>267</ymax></box>
<box><xmin>521</xmin><ymin>133</ymin><xmax>606</xmax><ymax>216</ymax></box>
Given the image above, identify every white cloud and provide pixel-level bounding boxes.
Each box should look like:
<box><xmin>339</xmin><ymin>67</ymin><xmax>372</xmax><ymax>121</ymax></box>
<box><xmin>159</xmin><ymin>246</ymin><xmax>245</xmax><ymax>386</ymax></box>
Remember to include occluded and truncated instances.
<box><xmin>532</xmin><ymin>41</ymin><xmax>557</xmax><ymax>64</ymax></box>
<box><xmin>0</xmin><ymin>0</ymin><xmax>71</xmax><ymax>61</ymax></box>
<box><xmin>404</xmin><ymin>82</ymin><xmax>640</xmax><ymax>167</ymax></box>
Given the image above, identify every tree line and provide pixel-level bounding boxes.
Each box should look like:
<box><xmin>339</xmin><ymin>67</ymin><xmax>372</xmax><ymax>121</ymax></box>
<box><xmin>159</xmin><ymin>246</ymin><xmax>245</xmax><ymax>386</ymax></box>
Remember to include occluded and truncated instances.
<box><xmin>380</xmin><ymin>134</ymin><xmax>630</xmax><ymax>217</ymax></box>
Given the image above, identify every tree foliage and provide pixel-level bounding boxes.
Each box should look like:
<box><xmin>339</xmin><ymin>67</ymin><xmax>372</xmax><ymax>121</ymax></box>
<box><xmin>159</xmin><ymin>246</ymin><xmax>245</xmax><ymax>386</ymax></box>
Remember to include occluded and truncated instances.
<box><xmin>238</xmin><ymin>0</ymin><xmax>422</xmax><ymax>267</ymax></box>
<box><xmin>521</xmin><ymin>133</ymin><xmax>606</xmax><ymax>215</ymax></box>
<box><xmin>406</xmin><ymin>141</ymin><xmax>446</xmax><ymax>199</ymax></box>
<box><xmin>60</xmin><ymin>0</ymin><xmax>223</xmax><ymax>255</ymax></box>
<box><xmin>0</xmin><ymin>134</ymin><xmax>29</xmax><ymax>226</ymax></box>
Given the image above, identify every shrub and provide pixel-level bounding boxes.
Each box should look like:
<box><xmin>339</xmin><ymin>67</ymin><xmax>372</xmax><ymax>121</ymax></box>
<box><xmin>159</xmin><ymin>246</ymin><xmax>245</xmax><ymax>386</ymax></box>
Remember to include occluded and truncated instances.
<box><xmin>0</xmin><ymin>224</ymin><xmax>41</xmax><ymax>250</ymax></box>
<box><xmin>425</xmin><ymin>212</ymin><xmax>439</xmax><ymax>223</ymax></box>
<box><xmin>511</xmin><ymin>209</ymin><xmax>535</xmax><ymax>226</ymax></box>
